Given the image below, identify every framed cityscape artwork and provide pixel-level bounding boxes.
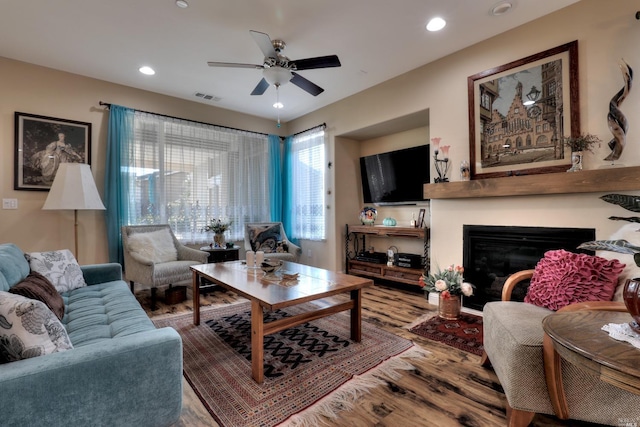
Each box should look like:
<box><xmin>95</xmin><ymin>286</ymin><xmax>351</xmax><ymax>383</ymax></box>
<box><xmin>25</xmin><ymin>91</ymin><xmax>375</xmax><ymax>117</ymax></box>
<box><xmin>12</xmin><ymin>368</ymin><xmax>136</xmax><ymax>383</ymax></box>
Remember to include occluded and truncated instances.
<box><xmin>467</xmin><ymin>40</ymin><xmax>579</xmax><ymax>179</ymax></box>
<box><xmin>14</xmin><ymin>112</ymin><xmax>91</xmax><ymax>191</ymax></box>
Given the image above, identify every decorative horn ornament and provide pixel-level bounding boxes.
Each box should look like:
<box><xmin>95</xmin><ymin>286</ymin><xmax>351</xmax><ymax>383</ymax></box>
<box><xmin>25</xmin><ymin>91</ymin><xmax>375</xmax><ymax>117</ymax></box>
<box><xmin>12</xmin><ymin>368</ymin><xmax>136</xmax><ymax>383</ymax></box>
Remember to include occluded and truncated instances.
<box><xmin>604</xmin><ymin>60</ymin><xmax>633</xmax><ymax>162</ymax></box>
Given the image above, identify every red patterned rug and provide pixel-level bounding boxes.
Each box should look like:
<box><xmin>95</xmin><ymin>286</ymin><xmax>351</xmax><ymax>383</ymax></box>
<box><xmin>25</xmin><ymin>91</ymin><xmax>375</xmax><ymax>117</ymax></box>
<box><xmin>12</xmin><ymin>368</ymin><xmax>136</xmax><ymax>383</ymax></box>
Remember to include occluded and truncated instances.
<box><xmin>153</xmin><ymin>301</ymin><xmax>427</xmax><ymax>427</ymax></box>
<box><xmin>409</xmin><ymin>313</ymin><xmax>484</xmax><ymax>356</ymax></box>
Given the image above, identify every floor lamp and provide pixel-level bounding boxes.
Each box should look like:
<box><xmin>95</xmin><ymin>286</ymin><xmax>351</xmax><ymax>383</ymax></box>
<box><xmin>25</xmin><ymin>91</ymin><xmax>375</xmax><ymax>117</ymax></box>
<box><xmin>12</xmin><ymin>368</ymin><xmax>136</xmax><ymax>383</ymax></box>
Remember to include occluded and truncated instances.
<box><xmin>42</xmin><ymin>163</ymin><xmax>106</xmax><ymax>262</ymax></box>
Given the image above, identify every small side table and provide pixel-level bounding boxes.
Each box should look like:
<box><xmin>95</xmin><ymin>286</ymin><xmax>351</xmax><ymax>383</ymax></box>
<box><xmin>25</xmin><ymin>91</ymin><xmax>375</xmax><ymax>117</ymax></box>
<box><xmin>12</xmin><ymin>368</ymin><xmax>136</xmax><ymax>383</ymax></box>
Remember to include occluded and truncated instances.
<box><xmin>542</xmin><ymin>309</ymin><xmax>640</xmax><ymax>419</ymax></box>
<box><xmin>199</xmin><ymin>246</ymin><xmax>240</xmax><ymax>263</ymax></box>
<box><xmin>198</xmin><ymin>246</ymin><xmax>240</xmax><ymax>292</ymax></box>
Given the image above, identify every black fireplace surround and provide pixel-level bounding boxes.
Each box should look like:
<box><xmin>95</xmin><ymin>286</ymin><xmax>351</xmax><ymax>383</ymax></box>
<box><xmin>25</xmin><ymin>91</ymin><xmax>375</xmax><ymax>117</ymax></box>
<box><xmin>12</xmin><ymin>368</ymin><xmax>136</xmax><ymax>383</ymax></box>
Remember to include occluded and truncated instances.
<box><xmin>462</xmin><ymin>225</ymin><xmax>595</xmax><ymax>311</ymax></box>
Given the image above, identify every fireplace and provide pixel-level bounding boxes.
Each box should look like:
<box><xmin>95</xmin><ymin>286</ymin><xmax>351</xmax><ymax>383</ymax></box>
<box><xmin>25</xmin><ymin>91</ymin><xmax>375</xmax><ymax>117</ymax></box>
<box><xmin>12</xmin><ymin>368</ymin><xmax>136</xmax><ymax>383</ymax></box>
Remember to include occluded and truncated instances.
<box><xmin>462</xmin><ymin>225</ymin><xmax>595</xmax><ymax>311</ymax></box>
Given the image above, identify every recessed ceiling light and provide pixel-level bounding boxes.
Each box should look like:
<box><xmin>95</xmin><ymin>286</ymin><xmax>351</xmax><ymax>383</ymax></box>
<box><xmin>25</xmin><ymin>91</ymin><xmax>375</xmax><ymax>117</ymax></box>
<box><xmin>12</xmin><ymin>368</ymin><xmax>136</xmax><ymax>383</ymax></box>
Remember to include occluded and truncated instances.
<box><xmin>176</xmin><ymin>0</ymin><xmax>188</xmax><ymax>8</ymax></box>
<box><xmin>273</xmin><ymin>102</ymin><xmax>284</xmax><ymax>109</ymax></box>
<box><xmin>491</xmin><ymin>1</ymin><xmax>513</xmax><ymax>16</ymax></box>
<box><xmin>139</xmin><ymin>66</ymin><xmax>155</xmax><ymax>75</ymax></box>
<box><xmin>426</xmin><ymin>17</ymin><xmax>446</xmax><ymax>32</ymax></box>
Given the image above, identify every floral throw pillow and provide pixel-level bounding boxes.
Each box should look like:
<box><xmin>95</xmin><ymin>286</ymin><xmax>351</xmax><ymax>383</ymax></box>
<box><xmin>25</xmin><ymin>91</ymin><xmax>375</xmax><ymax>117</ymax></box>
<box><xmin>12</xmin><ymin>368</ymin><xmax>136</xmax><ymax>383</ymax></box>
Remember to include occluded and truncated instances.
<box><xmin>27</xmin><ymin>250</ymin><xmax>87</xmax><ymax>293</ymax></box>
<box><xmin>524</xmin><ymin>249</ymin><xmax>625</xmax><ymax>311</ymax></box>
<box><xmin>0</xmin><ymin>292</ymin><xmax>73</xmax><ymax>364</ymax></box>
<box><xmin>247</xmin><ymin>224</ymin><xmax>282</xmax><ymax>254</ymax></box>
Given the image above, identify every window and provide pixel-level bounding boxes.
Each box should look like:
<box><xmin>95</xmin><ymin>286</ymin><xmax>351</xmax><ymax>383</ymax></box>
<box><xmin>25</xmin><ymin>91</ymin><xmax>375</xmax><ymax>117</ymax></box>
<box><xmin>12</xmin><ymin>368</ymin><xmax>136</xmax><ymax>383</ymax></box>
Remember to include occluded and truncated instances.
<box><xmin>125</xmin><ymin>112</ymin><xmax>270</xmax><ymax>243</ymax></box>
<box><xmin>288</xmin><ymin>129</ymin><xmax>326</xmax><ymax>241</ymax></box>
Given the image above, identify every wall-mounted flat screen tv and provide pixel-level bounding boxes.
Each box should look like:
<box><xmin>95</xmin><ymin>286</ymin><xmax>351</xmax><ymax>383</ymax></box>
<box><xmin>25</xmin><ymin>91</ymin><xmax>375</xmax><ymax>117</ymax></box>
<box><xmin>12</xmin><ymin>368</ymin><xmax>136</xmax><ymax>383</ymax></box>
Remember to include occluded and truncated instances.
<box><xmin>360</xmin><ymin>144</ymin><xmax>430</xmax><ymax>205</ymax></box>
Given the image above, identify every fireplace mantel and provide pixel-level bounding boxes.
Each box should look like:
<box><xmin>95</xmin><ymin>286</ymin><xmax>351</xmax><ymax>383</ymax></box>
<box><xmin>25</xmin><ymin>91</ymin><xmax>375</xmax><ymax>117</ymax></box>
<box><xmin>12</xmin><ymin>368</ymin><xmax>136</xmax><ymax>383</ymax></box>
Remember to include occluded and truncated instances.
<box><xmin>423</xmin><ymin>166</ymin><xmax>640</xmax><ymax>199</ymax></box>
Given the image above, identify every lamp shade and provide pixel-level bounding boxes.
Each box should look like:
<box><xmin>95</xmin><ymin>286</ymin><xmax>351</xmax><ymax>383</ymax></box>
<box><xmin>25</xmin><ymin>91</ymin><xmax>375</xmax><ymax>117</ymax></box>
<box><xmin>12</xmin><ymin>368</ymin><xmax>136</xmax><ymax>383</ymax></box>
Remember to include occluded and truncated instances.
<box><xmin>263</xmin><ymin>66</ymin><xmax>292</xmax><ymax>86</ymax></box>
<box><xmin>42</xmin><ymin>163</ymin><xmax>106</xmax><ymax>211</ymax></box>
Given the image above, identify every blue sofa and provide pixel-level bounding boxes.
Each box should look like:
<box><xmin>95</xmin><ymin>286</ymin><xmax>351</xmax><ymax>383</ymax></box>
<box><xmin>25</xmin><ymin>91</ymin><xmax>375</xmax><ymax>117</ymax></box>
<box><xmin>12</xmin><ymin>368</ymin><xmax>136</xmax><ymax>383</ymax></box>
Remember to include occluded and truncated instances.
<box><xmin>0</xmin><ymin>243</ymin><xmax>183</xmax><ymax>427</ymax></box>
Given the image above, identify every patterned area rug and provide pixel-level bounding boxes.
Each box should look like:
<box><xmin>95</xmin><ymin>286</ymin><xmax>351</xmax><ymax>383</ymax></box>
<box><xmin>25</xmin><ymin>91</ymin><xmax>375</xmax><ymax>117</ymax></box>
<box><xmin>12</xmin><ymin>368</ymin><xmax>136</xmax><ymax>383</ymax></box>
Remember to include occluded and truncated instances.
<box><xmin>409</xmin><ymin>313</ymin><xmax>484</xmax><ymax>356</ymax></box>
<box><xmin>153</xmin><ymin>301</ymin><xmax>427</xmax><ymax>427</ymax></box>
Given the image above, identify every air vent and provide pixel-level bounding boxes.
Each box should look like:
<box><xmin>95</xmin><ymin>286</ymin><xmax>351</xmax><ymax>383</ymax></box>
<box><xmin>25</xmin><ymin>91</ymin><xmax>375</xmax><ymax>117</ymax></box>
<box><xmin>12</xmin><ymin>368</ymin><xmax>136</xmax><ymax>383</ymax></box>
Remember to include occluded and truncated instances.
<box><xmin>194</xmin><ymin>92</ymin><xmax>222</xmax><ymax>102</ymax></box>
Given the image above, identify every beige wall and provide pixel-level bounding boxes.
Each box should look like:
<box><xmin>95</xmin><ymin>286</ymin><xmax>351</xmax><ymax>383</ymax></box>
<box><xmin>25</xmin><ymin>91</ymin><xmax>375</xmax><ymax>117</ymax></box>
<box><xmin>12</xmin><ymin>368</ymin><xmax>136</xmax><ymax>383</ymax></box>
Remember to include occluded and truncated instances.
<box><xmin>2</xmin><ymin>0</ymin><xmax>639</xmax><ymax>273</ymax></box>
<box><xmin>287</xmin><ymin>0</ymin><xmax>640</xmax><ymax>271</ymax></box>
<box><xmin>0</xmin><ymin>58</ymin><xmax>280</xmax><ymax>264</ymax></box>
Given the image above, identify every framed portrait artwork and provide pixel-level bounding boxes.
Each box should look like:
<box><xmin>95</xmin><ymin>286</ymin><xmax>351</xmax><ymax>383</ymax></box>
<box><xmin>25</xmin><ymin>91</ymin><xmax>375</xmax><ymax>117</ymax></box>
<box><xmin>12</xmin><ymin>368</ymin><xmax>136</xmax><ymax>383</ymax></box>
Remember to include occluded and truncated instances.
<box><xmin>14</xmin><ymin>112</ymin><xmax>91</xmax><ymax>191</ymax></box>
<box><xmin>467</xmin><ymin>40</ymin><xmax>580</xmax><ymax>179</ymax></box>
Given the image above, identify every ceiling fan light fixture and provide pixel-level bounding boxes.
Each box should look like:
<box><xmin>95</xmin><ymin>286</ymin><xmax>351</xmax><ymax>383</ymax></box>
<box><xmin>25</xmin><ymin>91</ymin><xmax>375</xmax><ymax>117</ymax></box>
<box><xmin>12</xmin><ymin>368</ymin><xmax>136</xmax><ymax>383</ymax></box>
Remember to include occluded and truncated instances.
<box><xmin>273</xmin><ymin>102</ymin><xmax>284</xmax><ymax>109</ymax></box>
<box><xmin>426</xmin><ymin>17</ymin><xmax>446</xmax><ymax>32</ymax></box>
<box><xmin>263</xmin><ymin>66</ymin><xmax>292</xmax><ymax>86</ymax></box>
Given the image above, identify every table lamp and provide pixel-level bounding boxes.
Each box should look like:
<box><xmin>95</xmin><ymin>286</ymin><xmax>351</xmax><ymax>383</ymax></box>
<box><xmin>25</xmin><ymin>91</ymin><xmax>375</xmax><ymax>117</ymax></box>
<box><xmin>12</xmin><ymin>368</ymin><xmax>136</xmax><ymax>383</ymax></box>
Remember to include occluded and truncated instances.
<box><xmin>42</xmin><ymin>163</ymin><xmax>106</xmax><ymax>261</ymax></box>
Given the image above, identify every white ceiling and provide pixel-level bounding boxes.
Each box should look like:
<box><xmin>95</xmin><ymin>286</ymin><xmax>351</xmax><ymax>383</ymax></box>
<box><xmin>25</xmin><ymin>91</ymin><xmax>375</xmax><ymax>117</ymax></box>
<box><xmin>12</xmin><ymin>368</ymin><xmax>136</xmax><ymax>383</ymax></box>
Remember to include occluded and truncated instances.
<box><xmin>0</xmin><ymin>0</ymin><xmax>580</xmax><ymax>123</ymax></box>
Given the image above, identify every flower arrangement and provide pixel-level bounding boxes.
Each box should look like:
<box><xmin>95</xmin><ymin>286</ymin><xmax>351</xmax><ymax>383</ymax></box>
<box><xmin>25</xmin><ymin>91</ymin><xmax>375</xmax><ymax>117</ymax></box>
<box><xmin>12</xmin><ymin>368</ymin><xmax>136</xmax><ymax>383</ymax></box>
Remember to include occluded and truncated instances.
<box><xmin>203</xmin><ymin>218</ymin><xmax>232</xmax><ymax>234</ymax></box>
<box><xmin>419</xmin><ymin>264</ymin><xmax>474</xmax><ymax>299</ymax></box>
<box><xmin>562</xmin><ymin>133</ymin><xmax>602</xmax><ymax>153</ymax></box>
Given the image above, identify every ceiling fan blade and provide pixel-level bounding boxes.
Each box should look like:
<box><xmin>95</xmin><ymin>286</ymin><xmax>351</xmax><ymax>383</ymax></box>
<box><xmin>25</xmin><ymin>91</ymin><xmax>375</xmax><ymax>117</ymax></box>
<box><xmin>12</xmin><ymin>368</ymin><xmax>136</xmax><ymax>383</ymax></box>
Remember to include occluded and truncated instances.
<box><xmin>250</xmin><ymin>78</ymin><xmax>270</xmax><ymax>96</ymax></box>
<box><xmin>293</xmin><ymin>55</ymin><xmax>341</xmax><ymax>71</ymax></box>
<box><xmin>207</xmin><ymin>61</ymin><xmax>263</xmax><ymax>69</ymax></box>
<box><xmin>290</xmin><ymin>72</ymin><xmax>324</xmax><ymax>96</ymax></box>
<box><xmin>250</xmin><ymin>30</ymin><xmax>277</xmax><ymax>58</ymax></box>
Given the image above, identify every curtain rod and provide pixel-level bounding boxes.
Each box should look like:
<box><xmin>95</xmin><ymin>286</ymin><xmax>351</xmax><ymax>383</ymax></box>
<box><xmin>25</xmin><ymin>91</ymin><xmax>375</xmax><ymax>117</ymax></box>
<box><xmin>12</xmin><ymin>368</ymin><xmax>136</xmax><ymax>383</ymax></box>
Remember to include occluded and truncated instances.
<box><xmin>292</xmin><ymin>123</ymin><xmax>326</xmax><ymax>137</ymax></box>
<box><xmin>99</xmin><ymin>101</ymin><xmax>273</xmax><ymax>137</ymax></box>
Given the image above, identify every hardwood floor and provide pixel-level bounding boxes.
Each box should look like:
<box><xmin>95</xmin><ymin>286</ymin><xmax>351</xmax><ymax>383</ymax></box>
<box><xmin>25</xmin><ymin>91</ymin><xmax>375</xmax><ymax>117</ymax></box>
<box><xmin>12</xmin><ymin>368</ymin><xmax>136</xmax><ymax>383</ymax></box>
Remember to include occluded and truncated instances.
<box><xmin>137</xmin><ymin>284</ymin><xmax>601</xmax><ymax>427</ymax></box>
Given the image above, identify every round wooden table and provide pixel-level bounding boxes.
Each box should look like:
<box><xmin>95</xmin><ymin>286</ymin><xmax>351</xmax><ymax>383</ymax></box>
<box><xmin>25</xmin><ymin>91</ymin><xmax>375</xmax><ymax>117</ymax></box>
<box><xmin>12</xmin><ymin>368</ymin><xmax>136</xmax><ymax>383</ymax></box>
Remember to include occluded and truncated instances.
<box><xmin>542</xmin><ymin>310</ymin><xmax>640</xmax><ymax>419</ymax></box>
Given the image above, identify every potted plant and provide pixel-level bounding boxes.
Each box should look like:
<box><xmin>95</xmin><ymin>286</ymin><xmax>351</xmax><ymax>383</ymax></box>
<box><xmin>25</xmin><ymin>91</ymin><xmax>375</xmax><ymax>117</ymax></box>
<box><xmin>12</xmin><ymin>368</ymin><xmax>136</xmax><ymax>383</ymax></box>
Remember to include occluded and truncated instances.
<box><xmin>419</xmin><ymin>264</ymin><xmax>474</xmax><ymax>320</ymax></box>
<box><xmin>577</xmin><ymin>194</ymin><xmax>640</xmax><ymax>331</ymax></box>
<box><xmin>204</xmin><ymin>218</ymin><xmax>233</xmax><ymax>248</ymax></box>
<box><xmin>562</xmin><ymin>133</ymin><xmax>602</xmax><ymax>172</ymax></box>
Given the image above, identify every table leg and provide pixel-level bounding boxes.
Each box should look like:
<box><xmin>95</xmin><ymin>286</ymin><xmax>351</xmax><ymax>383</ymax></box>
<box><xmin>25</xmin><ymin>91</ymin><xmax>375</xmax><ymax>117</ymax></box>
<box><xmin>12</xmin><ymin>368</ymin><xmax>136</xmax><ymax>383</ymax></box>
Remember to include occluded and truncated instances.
<box><xmin>192</xmin><ymin>270</ymin><xmax>200</xmax><ymax>326</ymax></box>
<box><xmin>251</xmin><ymin>300</ymin><xmax>264</xmax><ymax>384</ymax></box>
<box><xmin>543</xmin><ymin>332</ymin><xmax>569</xmax><ymax>419</ymax></box>
<box><xmin>350</xmin><ymin>289</ymin><xmax>362</xmax><ymax>342</ymax></box>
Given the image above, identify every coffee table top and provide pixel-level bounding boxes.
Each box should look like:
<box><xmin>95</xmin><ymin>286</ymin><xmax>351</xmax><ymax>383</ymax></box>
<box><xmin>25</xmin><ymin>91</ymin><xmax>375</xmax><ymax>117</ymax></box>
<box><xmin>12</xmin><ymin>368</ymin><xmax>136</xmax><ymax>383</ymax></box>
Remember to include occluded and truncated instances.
<box><xmin>191</xmin><ymin>260</ymin><xmax>373</xmax><ymax>310</ymax></box>
<box><xmin>543</xmin><ymin>310</ymin><xmax>640</xmax><ymax>385</ymax></box>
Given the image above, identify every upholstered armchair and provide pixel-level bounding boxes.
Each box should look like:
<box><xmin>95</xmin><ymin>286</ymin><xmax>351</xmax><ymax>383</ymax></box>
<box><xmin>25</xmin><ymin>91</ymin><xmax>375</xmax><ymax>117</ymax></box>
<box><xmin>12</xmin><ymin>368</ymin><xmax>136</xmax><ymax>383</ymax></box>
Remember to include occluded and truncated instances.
<box><xmin>244</xmin><ymin>222</ymin><xmax>302</xmax><ymax>262</ymax></box>
<box><xmin>482</xmin><ymin>268</ymin><xmax>640</xmax><ymax>426</ymax></box>
<box><xmin>121</xmin><ymin>224</ymin><xmax>208</xmax><ymax>309</ymax></box>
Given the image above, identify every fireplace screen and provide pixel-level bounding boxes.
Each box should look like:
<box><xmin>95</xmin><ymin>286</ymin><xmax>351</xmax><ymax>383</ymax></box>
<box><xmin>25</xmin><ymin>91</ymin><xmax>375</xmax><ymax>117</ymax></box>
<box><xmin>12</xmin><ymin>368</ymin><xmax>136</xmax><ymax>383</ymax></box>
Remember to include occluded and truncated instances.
<box><xmin>462</xmin><ymin>225</ymin><xmax>595</xmax><ymax>311</ymax></box>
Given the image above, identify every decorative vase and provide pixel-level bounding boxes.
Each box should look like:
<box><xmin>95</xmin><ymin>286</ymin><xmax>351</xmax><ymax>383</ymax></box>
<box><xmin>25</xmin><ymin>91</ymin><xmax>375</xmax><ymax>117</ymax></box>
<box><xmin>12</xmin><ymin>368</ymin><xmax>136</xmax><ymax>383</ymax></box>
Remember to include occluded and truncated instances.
<box><xmin>623</xmin><ymin>278</ymin><xmax>640</xmax><ymax>333</ymax></box>
<box><xmin>567</xmin><ymin>151</ymin><xmax>583</xmax><ymax>172</ymax></box>
<box><xmin>383</xmin><ymin>217</ymin><xmax>397</xmax><ymax>226</ymax></box>
<box><xmin>360</xmin><ymin>207</ymin><xmax>377</xmax><ymax>225</ymax></box>
<box><xmin>438</xmin><ymin>293</ymin><xmax>461</xmax><ymax>320</ymax></box>
<box><xmin>213</xmin><ymin>232</ymin><xmax>225</xmax><ymax>248</ymax></box>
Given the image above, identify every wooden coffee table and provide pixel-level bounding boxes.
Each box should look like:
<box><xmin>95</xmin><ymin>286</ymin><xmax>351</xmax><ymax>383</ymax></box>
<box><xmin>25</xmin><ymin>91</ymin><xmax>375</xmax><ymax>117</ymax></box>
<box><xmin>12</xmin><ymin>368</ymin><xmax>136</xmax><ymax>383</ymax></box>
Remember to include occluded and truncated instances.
<box><xmin>542</xmin><ymin>309</ymin><xmax>640</xmax><ymax>419</ymax></box>
<box><xmin>190</xmin><ymin>260</ymin><xmax>374</xmax><ymax>383</ymax></box>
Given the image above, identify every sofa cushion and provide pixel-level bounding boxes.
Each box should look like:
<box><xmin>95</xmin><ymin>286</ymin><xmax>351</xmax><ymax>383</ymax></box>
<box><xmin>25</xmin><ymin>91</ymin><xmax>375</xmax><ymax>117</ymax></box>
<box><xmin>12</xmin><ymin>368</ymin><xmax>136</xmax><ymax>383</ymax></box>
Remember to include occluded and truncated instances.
<box><xmin>27</xmin><ymin>249</ymin><xmax>87</xmax><ymax>293</ymax></box>
<box><xmin>525</xmin><ymin>249</ymin><xmax>625</xmax><ymax>311</ymax></box>
<box><xmin>61</xmin><ymin>281</ymin><xmax>156</xmax><ymax>347</ymax></box>
<box><xmin>127</xmin><ymin>228</ymin><xmax>178</xmax><ymax>263</ymax></box>
<box><xmin>0</xmin><ymin>291</ymin><xmax>73</xmax><ymax>364</ymax></box>
<box><xmin>247</xmin><ymin>223</ymin><xmax>282</xmax><ymax>253</ymax></box>
<box><xmin>9</xmin><ymin>271</ymin><xmax>64</xmax><ymax>320</ymax></box>
<box><xmin>0</xmin><ymin>243</ymin><xmax>30</xmax><ymax>291</ymax></box>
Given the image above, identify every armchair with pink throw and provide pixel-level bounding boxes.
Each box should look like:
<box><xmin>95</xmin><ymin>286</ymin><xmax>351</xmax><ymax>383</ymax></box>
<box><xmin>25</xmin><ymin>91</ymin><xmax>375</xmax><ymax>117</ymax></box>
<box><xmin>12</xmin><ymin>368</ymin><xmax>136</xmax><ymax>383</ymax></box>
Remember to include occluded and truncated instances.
<box><xmin>481</xmin><ymin>249</ymin><xmax>640</xmax><ymax>426</ymax></box>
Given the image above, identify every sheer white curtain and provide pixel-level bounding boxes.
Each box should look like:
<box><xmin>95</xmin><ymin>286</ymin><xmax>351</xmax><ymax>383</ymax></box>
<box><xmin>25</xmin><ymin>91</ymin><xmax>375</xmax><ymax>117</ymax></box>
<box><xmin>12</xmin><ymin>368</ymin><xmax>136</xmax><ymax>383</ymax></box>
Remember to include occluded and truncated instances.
<box><xmin>289</xmin><ymin>128</ymin><xmax>326</xmax><ymax>241</ymax></box>
<box><xmin>126</xmin><ymin>112</ymin><xmax>270</xmax><ymax>244</ymax></box>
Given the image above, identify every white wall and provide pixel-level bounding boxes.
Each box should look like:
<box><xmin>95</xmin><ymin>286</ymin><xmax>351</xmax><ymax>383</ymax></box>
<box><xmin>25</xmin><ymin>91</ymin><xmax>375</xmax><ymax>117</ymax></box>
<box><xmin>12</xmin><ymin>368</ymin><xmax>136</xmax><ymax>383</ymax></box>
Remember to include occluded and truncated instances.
<box><xmin>0</xmin><ymin>58</ymin><xmax>280</xmax><ymax>264</ymax></box>
<box><xmin>288</xmin><ymin>0</ymin><xmax>640</xmax><ymax>271</ymax></box>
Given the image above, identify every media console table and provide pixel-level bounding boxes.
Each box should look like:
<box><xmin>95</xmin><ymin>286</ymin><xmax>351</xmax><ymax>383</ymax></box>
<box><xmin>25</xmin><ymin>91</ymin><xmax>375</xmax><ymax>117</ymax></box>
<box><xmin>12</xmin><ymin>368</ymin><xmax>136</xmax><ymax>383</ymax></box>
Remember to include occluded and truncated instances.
<box><xmin>345</xmin><ymin>224</ymin><xmax>429</xmax><ymax>287</ymax></box>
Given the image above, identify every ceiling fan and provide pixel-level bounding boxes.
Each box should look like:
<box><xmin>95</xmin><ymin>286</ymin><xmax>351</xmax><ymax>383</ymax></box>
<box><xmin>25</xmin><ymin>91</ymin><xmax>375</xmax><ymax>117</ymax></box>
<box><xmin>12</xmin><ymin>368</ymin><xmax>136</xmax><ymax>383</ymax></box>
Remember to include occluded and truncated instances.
<box><xmin>207</xmin><ymin>30</ymin><xmax>341</xmax><ymax>97</ymax></box>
